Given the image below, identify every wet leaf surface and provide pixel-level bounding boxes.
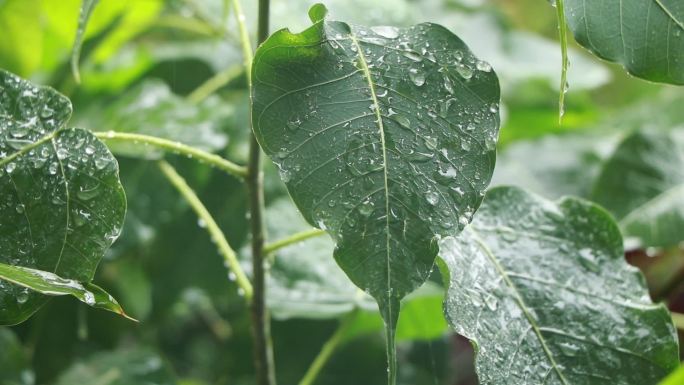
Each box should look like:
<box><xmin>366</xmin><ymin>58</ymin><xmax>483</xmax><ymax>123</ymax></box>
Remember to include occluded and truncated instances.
<box><xmin>562</xmin><ymin>0</ymin><xmax>684</xmax><ymax>84</ymax></box>
<box><xmin>0</xmin><ymin>69</ymin><xmax>126</xmax><ymax>324</ymax></box>
<box><xmin>593</xmin><ymin>130</ymin><xmax>684</xmax><ymax>247</ymax></box>
<box><xmin>252</xmin><ymin>5</ymin><xmax>500</xmax><ymax>353</ymax></box>
<box><xmin>441</xmin><ymin>186</ymin><xmax>679</xmax><ymax>385</ymax></box>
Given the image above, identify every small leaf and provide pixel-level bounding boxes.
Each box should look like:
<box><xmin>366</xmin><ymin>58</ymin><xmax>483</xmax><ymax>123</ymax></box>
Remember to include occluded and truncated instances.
<box><xmin>0</xmin><ymin>69</ymin><xmax>126</xmax><ymax>325</ymax></box>
<box><xmin>0</xmin><ymin>263</ymin><xmax>134</xmax><ymax>321</ymax></box>
<box><xmin>659</xmin><ymin>364</ymin><xmax>684</xmax><ymax>385</ymax></box>
<box><xmin>71</xmin><ymin>0</ymin><xmax>101</xmax><ymax>84</ymax></box>
<box><xmin>561</xmin><ymin>0</ymin><xmax>684</xmax><ymax>84</ymax></box>
<box><xmin>252</xmin><ymin>9</ymin><xmax>500</xmax><ymax>380</ymax></box>
<box><xmin>593</xmin><ymin>130</ymin><xmax>684</xmax><ymax>247</ymax></box>
<box><xmin>441</xmin><ymin>186</ymin><xmax>679</xmax><ymax>384</ymax></box>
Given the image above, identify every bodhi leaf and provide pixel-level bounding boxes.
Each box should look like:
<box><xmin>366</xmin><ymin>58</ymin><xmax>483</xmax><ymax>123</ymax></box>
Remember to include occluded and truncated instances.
<box><xmin>561</xmin><ymin>0</ymin><xmax>684</xmax><ymax>84</ymax></box>
<box><xmin>0</xmin><ymin>69</ymin><xmax>126</xmax><ymax>325</ymax></box>
<box><xmin>252</xmin><ymin>4</ymin><xmax>500</xmax><ymax>377</ymax></box>
<box><xmin>592</xmin><ymin>130</ymin><xmax>684</xmax><ymax>248</ymax></box>
<box><xmin>441</xmin><ymin>186</ymin><xmax>679</xmax><ymax>385</ymax></box>
<box><xmin>0</xmin><ymin>263</ymin><xmax>134</xmax><ymax>321</ymax></box>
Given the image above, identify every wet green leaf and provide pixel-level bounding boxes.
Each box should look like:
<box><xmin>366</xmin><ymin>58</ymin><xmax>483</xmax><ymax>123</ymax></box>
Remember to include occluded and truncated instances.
<box><xmin>71</xmin><ymin>0</ymin><xmax>100</xmax><ymax>83</ymax></box>
<box><xmin>77</xmin><ymin>80</ymin><xmax>231</xmax><ymax>159</ymax></box>
<box><xmin>659</xmin><ymin>364</ymin><xmax>684</xmax><ymax>385</ymax></box>
<box><xmin>252</xmin><ymin>6</ymin><xmax>500</xmax><ymax>368</ymax></box>
<box><xmin>593</xmin><ymin>130</ymin><xmax>684</xmax><ymax>247</ymax></box>
<box><xmin>55</xmin><ymin>348</ymin><xmax>177</xmax><ymax>385</ymax></box>
<box><xmin>0</xmin><ymin>69</ymin><xmax>126</xmax><ymax>325</ymax></box>
<box><xmin>0</xmin><ymin>263</ymin><xmax>133</xmax><ymax>321</ymax></box>
<box><xmin>441</xmin><ymin>186</ymin><xmax>679</xmax><ymax>384</ymax></box>
<box><xmin>561</xmin><ymin>0</ymin><xmax>684</xmax><ymax>84</ymax></box>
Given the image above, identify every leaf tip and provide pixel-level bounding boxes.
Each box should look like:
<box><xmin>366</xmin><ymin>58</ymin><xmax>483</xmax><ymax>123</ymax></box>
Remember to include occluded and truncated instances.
<box><xmin>308</xmin><ymin>3</ymin><xmax>328</xmax><ymax>23</ymax></box>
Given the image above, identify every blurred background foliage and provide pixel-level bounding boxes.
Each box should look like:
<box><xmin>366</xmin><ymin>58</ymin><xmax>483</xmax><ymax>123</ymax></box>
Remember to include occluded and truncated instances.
<box><xmin>0</xmin><ymin>0</ymin><xmax>682</xmax><ymax>384</ymax></box>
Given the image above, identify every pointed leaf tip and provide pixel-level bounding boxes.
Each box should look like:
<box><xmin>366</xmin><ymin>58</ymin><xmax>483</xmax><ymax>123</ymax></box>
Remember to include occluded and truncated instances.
<box><xmin>308</xmin><ymin>3</ymin><xmax>328</xmax><ymax>23</ymax></box>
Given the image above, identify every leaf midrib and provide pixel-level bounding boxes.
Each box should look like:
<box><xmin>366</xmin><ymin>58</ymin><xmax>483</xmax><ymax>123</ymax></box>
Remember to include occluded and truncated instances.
<box><xmin>349</xmin><ymin>34</ymin><xmax>393</xmax><ymax>319</ymax></box>
<box><xmin>467</xmin><ymin>227</ymin><xmax>571</xmax><ymax>385</ymax></box>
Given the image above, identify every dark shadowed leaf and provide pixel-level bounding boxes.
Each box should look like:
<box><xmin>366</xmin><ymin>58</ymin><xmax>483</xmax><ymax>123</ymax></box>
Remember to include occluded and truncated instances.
<box><xmin>593</xmin><ymin>130</ymin><xmax>684</xmax><ymax>247</ymax></box>
<box><xmin>0</xmin><ymin>327</ymin><xmax>32</xmax><ymax>385</ymax></box>
<box><xmin>441</xmin><ymin>186</ymin><xmax>679</xmax><ymax>385</ymax></box>
<box><xmin>562</xmin><ymin>0</ymin><xmax>684</xmax><ymax>84</ymax></box>
<box><xmin>55</xmin><ymin>348</ymin><xmax>177</xmax><ymax>385</ymax></box>
<box><xmin>251</xmin><ymin>5</ymin><xmax>500</xmax><ymax>365</ymax></box>
<box><xmin>0</xmin><ymin>69</ymin><xmax>126</xmax><ymax>325</ymax></box>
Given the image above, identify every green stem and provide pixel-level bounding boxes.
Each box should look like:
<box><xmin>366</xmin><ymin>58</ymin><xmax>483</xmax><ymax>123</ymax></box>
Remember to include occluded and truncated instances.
<box><xmin>263</xmin><ymin>229</ymin><xmax>327</xmax><ymax>255</ymax></box>
<box><xmin>187</xmin><ymin>65</ymin><xmax>244</xmax><ymax>104</ymax></box>
<box><xmin>238</xmin><ymin>0</ymin><xmax>275</xmax><ymax>383</ymax></box>
<box><xmin>93</xmin><ymin>131</ymin><xmax>247</xmax><ymax>179</ymax></box>
<box><xmin>555</xmin><ymin>0</ymin><xmax>569</xmax><ymax>123</ymax></box>
<box><xmin>298</xmin><ymin>310</ymin><xmax>359</xmax><ymax>385</ymax></box>
<box><xmin>157</xmin><ymin>160</ymin><xmax>253</xmax><ymax>301</ymax></box>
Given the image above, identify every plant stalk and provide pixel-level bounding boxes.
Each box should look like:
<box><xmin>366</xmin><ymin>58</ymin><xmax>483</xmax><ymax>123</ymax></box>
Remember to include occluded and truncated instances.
<box><xmin>157</xmin><ymin>160</ymin><xmax>253</xmax><ymax>301</ymax></box>
<box><xmin>239</xmin><ymin>0</ymin><xmax>276</xmax><ymax>382</ymax></box>
<box><xmin>264</xmin><ymin>228</ymin><xmax>327</xmax><ymax>255</ymax></box>
<box><xmin>94</xmin><ymin>131</ymin><xmax>247</xmax><ymax>178</ymax></box>
<box><xmin>298</xmin><ymin>310</ymin><xmax>359</xmax><ymax>385</ymax></box>
<box><xmin>555</xmin><ymin>0</ymin><xmax>569</xmax><ymax>123</ymax></box>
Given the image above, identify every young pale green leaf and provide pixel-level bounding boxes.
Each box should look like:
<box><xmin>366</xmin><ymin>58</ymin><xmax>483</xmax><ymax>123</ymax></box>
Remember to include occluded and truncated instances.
<box><xmin>71</xmin><ymin>0</ymin><xmax>100</xmax><ymax>83</ymax></box>
<box><xmin>561</xmin><ymin>0</ymin><xmax>684</xmax><ymax>84</ymax></box>
<box><xmin>252</xmin><ymin>5</ymin><xmax>500</xmax><ymax>365</ymax></box>
<box><xmin>0</xmin><ymin>69</ymin><xmax>126</xmax><ymax>325</ymax></box>
<box><xmin>0</xmin><ymin>263</ymin><xmax>133</xmax><ymax>321</ymax></box>
<box><xmin>441</xmin><ymin>186</ymin><xmax>679</xmax><ymax>385</ymax></box>
<box><xmin>659</xmin><ymin>364</ymin><xmax>684</xmax><ymax>385</ymax></box>
<box><xmin>593</xmin><ymin>130</ymin><xmax>684</xmax><ymax>247</ymax></box>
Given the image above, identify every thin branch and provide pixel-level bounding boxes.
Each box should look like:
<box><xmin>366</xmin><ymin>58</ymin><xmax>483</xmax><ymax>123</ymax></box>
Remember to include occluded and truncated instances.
<box><xmin>157</xmin><ymin>160</ymin><xmax>253</xmax><ymax>301</ymax></box>
<box><xmin>242</xmin><ymin>0</ymin><xmax>275</xmax><ymax>383</ymax></box>
<box><xmin>264</xmin><ymin>229</ymin><xmax>327</xmax><ymax>255</ymax></box>
<box><xmin>187</xmin><ymin>65</ymin><xmax>244</xmax><ymax>104</ymax></box>
<box><xmin>555</xmin><ymin>0</ymin><xmax>569</xmax><ymax>123</ymax></box>
<box><xmin>93</xmin><ymin>131</ymin><xmax>247</xmax><ymax>179</ymax></box>
<box><xmin>298</xmin><ymin>310</ymin><xmax>359</xmax><ymax>385</ymax></box>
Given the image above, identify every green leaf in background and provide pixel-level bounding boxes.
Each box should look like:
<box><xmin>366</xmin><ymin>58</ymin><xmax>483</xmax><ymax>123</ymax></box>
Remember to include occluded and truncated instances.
<box><xmin>0</xmin><ymin>327</ymin><xmax>32</xmax><ymax>385</ymax></box>
<box><xmin>562</xmin><ymin>0</ymin><xmax>684</xmax><ymax>85</ymax></box>
<box><xmin>0</xmin><ymin>69</ymin><xmax>126</xmax><ymax>325</ymax></box>
<box><xmin>659</xmin><ymin>364</ymin><xmax>684</xmax><ymax>385</ymax></box>
<box><xmin>593</xmin><ymin>130</ymin><xmax>684</xmax><ymax>247</ymax></box>
<box><xmin>441</xmin><ymin>186</ymin><xmax>679</xmax><ymax>384</ymax></box>
<box><xmin>55</xmin><ymin>348</ymin><xmax>177</xmax><ymax>385</ymax></box>
<box><xmin>76</xmin><ymin>80</ymin><xmax>231</xmax><ymax>159</ymax></box>
<box><xmin>252</xmin><ymin>8</ymin><xmax>500</xmax><ymax>377</ymax></box>
<box><xmin>0</xmin><ymin>263</ymin><xmax>133</xmax><ymax>320</ymax></box>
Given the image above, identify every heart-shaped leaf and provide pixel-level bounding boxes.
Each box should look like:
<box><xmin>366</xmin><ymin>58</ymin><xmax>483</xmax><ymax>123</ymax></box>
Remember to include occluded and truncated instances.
<box><xmin>0</xmin><ymin>69</ymin><xmax>126</xmax><ymax>325</ymax></box>
<box><xmin>252</xmin><ymin>4</ymin><xmax>500</xmax><ymax>373</ymax></box>
<box><xmin>592</xmin><ymin>130</ymin><xmax>684</xmax><ymax>247</ymax></box>
<box><xmin>441</xmin><ymin>186</ymin><xmax>679</xmax><ymax>384</ymax></box>
<box><xmin>561</xmin><ymin>0</ymin><xmax>684</xmax><ymax>84</ymax></box>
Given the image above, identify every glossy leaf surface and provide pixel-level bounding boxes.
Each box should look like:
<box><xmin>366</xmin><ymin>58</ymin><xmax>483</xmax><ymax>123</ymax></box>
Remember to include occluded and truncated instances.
<box><xmin>562</xmin><ymin>0</ymin><xmax>684</xmax><ymax>84</ymax></box>
<box><xmin>0</xmin><ymin>69</ymin><xmax>126</xmax><ymax>324</ymax></box>
<box><xmin>252</xmin><ymin>4</ymin><xmax>500</xmax><ymax>341</ymax></box>
<box><xmin>0</xmin><ymin>263</ymin><xmax>132</xmax><ymax>320</ymax></box>
<box><xmin>441</xmin><ymin>186</ymin><xmax>679</xmax><ymax>384</ymax></box>
<box><xmin>593</xmin><ymin>130</ymin><xmax>684</xmax><ymax>247</ymax></box>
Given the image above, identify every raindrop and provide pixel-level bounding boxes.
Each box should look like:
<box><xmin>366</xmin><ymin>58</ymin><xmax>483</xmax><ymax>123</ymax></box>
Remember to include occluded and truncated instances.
<box><xmin>358</xmin><ymin>199</ymin><xmax>374</xmax><ymax>217</ymax></box>
<box><xmin>48</xmin><ymin>162</ymin><xmax>59</xmax><ymax>175</ymax></box>
<box><xmin>56</xmin><ymin>147</ymin><xmax>68</xmax><ymax>160</ymax></box>
<box><xmin>425</xmin><ymin>191</ymin><xmax>439</xmax><ymax>206</ymax></box>
<box><xmin>84</xmin><ymin>145</ymin><xmax>95</xmax><ymax>155</ymax></box>
<box><xmin>424</xmin><ymin>136</ymin><xmax>438</xmax><ymax>150</ymax></box>
<box><xmin>456</xmin><ymin>64</ymin><xmax>473</xmax><ymax>80</ymax></box>
<box><xmin>371</xmin><ymin>26</ymin><xmax>399</xmax><ymax>39</ymax></box>
<box><xmin>15</xmin><ymin>204</ymin><xmax>25</xmax><ymax>214</ymax></box>
<box><xmin>197</xmin><ymin>218</ymin><xmax>207</xmax><ymax>228</ymax></box>
<box><xmin>476</xmin><ymin>60</ymin><xmax>492</xmax><ymax>72</ymax></box>
<box><xmin>484</xmin><ymin>295</ymin><xmax>498</xmax><ymax>311</ymax></box>
<box><xmin>5</xmin><ymin>162</ymin><xmax>16</xmax><ymax>173</ymax></box>
<box><xmin>279</xmin><ymin>168</ymin><xmax>292</xmax><ymax>183</ymax></box>
<box><xmin>409</xmin><ymin>68</ymin><xmax>425</xmax><ymax>86</ymax></box>
<box><xmin>402</xmin><ymin>50</ymin><xmax>422</xmax><ymax>62</ymax></box>
<box><xmin>16</xmin><ymin>289</ymin><xmax>29</xmax><ymax>304</ymax></box>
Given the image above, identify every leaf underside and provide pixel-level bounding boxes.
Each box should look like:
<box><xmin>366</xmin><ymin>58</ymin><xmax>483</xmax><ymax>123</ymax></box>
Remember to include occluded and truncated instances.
<box><xmin>0</xmin><ymin>69</ymin><xmax>126</xmax><ymax>325</ymax></box>
<box><xmin>441</xmin><ymin>186</ymin><xmax>679</xmax><ymax>385</ymax></box>
<box><xmin>252</xmin><ymin>9</ymin><xmax>500</xmax><ymax>336</ymax></box>
<box><xmin>563</xmin><ymin>0</ymin><xmax>684</xmax><ymax>84</ymax></box>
